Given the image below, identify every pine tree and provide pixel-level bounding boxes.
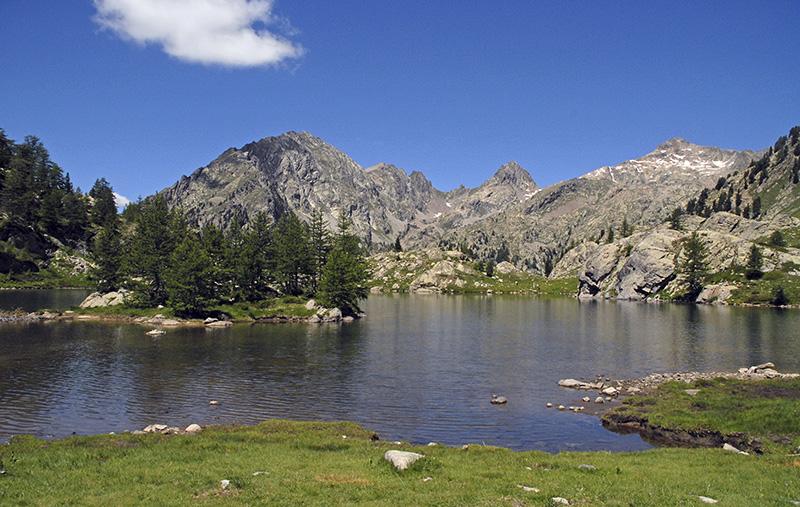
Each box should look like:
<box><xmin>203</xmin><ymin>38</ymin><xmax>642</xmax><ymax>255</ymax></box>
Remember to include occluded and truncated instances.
<box><xmin>744</xmin><ymin>244</ymin><xmax>763</xmax><ymax>280</ymax></box>
<box><xmin>273</xmin><ymin>212</ymin><xmax>312</xmax><ymax>296</ymax></box>
<box><xmin>495</xmin><ymin>242</ymin><xmax>510</xmax><ymax>263</ymax></box>
<box><xmin>393</xmin><ymin>235</ymin><xmax>403</xmax><ymax>252</ymax></box>
<box><xmin>165</xmin><ymin>232</ymin><xmax>217</xmax><ymax>316</ymax></box>
<box><xmin>772</xmin><ymin>286</ymin><xmax>789</xmax><ymax>306</ymax></box>
<box><xmin>679</xmin><ymin>232</ymin><xmax>707</xmax><ymax>300</ymax></box>
<box><xmin>752</xmin><ymin>196</ymin><xmax>762</xmax><ymax>218</ymax></box>
<box><xmin>239</xmin><ymin>212</ymin><xmax>275</xmax><ymax>300</ymax></box>
<box><xmin>686</xmin><ymin>198</ymin><xmax>696</xmax><ymax>215</ymax></box>
<box><xmin>91</xmin><ymin>223</ymin><xmax>122</xmax><ymax>293</ymax></box>
<box><xmin>308</xmin><ymin>209</ymin><xmax>332</xmax><ymax>294</ymax></box>
<box><xmin>317</xmin><ymin>213</ymin><xmax>370</xmax><ymax>315</ymax></box>
<box><xmin>123</xmin><ymin>196</ymin><xmax>179</xmax><ymax>306</ymax></box>
<box><xmin>89</xmin><ymin>178</ymin><xmax>118</xmax><ymax>228</ymax></box>
<box><xmin>621</xmin><ymin>218</ymin><xmax>633</xmax><ymax>237</ymax></box>
<box><xmin>485</xmin><ymin>260</ymin><xmax>495</xmax><ymax>277</ymax></box>
<box><xmin>669</xmin><ymin>207</ymin><xmax>683</xmax><ymax>230</ymax></box>
<box><xmin>200</xmin><ymin>223</ymin><xmax>232</xmax><ymax>301</ymax></box>
<box><xmin>770</xmin><ymin>230</ymin><xmax>786</xmax><ymax>247</ymax></box>
<box><xmin>606</xmin><ymin>226</ymin><xmax>615</xmax><ymax>244</ymax></box>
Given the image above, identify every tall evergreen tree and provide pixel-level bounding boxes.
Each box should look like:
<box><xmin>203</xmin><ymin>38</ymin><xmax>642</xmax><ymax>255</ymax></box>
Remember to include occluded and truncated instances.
<box><xmin>308</xmin><ymin>209</ymin><xmax>331</xmax><ymax>294</ymax></box>
<box><xmin>238</xmin><ymin>212</ymin><xmax>275</xmax><ymax>301</ymax></box>
<box><xmin>318</xmin><ymin>213</ymin><xmax>370</xmax><ymax>315</ymax></box>
<box><xmin>123</xmin><ymin>196</ymin><xmax>179</xmax><ymax>306</ymax></box>
<box><xmin>744</xmin><ymin>244</ymin><xmax>763</xmax><ymax>280</ymax></box>
<box><xmin>606</xmin><ymin>225</ymin><xmax>615</xmax><ymax>244</ymax></box>
<box><xmin>165</xmin><ymin>232</ymin><xmax>217</xmax><ymax>316</ymax></box>
<box><xmin>679</xmin><ymin>232</ymin><xmax>707</xmax><ymax>300</ymax></box>
<box><xmin>393</xmin><ymin>235</ymin><xmax>403</xmax><ymax>252</ymax></box>
<box><xmin>273</xmin><ymin>212</ymin><xmax>312</xmax><ymax>296</ymax></box>
<box><xmin>621</xmin><ymin>218</ymin><xmax>632</xmax><ymax>237</ymax></box>
<box><xmin>89</xmin><ymin>178</ymin><xmax>118</xmax><ymax>228</ymax></box>
<box><xmin>752</xmin><ymin>196</ymin><xmax>762</xmax><ymax>218</ymax></box>
<box><xmin>669</xmin><ymin>207</ymin><xmax>683</xmax><ymax>230</ymax></box>
<box><xmin>90</xmin><ymin>223</ymin><xmax>122</xmax><ymax>293</ymax></box>
<box><xmin>200</xmin><ymin>222</ymin><xmax>232</xmax><ymax>301</ymax></box>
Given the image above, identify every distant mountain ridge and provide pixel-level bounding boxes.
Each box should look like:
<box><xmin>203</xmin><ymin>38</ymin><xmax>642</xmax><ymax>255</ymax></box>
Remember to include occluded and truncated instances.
<box><xmin>162</xmin><ymin>131</ymin><xmax>540</xmax><ymax>249</ymax></box>
<box><xmin>161</xmin><ymin>130</ymin><xmax>764</xmax><ymax>271</ymax></box>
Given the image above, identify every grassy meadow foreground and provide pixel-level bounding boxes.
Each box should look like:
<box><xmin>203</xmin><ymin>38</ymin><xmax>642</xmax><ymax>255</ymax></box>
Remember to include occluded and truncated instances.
<box><xmin>2</xmin><ymin>377</ymin><xmax>800</xmax><ymax>506</ymax></box>
<box><xmin>1</xmin><ymin>421</ymin><xmax>799</xmax><ymax>506</ymax></box>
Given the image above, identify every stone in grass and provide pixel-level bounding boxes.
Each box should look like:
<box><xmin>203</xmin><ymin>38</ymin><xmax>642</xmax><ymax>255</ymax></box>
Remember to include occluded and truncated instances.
<box><xmin>722</xmin><ymin>443</ymin><xmax>749</xmax><ymax>455</ymax></box>
<box><xmin>697</xmin><ymin>496</ymin><xmax>718</xmax><ymax>504</ymax></box>
<box><xmin>552</xmin><ymin>498</ymin><xmax>570</xmax><ymax>505</ymax></box>
<box><xmin>384</xmin><ymin>450</ymin><xmax>424</xmax><ymax>471</ymax></box>
<box><xmin>578</xmin><ymin>464</ymin><xmax>597</xmax><ymax>471</ymax></box>
<box><xmin>517</xmin><ymin>484</ymin><xmax>540</xmax><ymax>493</ymax></box>
<box><xmin>220</xmin><ymin>480</ymin><xmax>231</xmax><ymax>490</ymax></box>
<box><xmin>184</xmin><ymin>424</ymin><xmax>202</xmax><ymax>434</ymax></box>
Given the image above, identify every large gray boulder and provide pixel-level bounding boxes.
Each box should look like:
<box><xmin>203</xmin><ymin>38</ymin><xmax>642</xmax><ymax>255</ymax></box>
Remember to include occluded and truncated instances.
<box><xmin>79</xmin><ymin>289</ymin><xmax>130</xmax><ymax>308</ymax></box>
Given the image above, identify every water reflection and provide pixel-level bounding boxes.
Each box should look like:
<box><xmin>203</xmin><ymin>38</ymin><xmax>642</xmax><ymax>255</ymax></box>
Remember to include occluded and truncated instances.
<box><xmin>0</xmin><ymin>294</ymin><xmax>798</xmax><ymax>451</ymax></box>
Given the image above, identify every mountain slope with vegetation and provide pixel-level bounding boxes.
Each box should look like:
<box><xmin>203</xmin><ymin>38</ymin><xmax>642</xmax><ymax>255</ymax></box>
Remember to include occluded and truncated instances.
<box><xmin>0</xmin><ymin>130</ymin><xmax>119</xmax><ymax>287</ymax></box>
<box><xmin>573</xmin><ymin>126</ymin><xmax>800</xmax><ymax>305</ymax></box>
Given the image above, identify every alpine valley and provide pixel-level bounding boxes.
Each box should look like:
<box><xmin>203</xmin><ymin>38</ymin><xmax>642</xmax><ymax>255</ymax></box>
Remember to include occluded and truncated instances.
<box><xmin>159</xmin><ymin>126</ymin><xmax>800</xmax><ymax>305</ymax></box>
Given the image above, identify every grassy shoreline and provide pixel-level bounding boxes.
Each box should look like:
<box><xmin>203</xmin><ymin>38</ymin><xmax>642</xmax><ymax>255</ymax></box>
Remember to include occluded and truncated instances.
<box><xmin>1</xmin><ymin>420</ymin><xmax>798</xmax><ymax>506</ymax></box>
<box><xmin>1</xmin><ymin>376</ymin><xmax>799</xmax><ymax>505</ymax></box>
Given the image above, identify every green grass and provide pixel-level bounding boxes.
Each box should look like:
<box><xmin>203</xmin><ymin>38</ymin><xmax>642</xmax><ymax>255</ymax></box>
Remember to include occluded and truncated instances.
<box><xmin>73</xmin><ymin>296</ymin><xmax>315</xmax><ymax>321</ymax></box>
<box><xmin>706</xmin><ymin>267</ymin><xmax>800</xmax><ymax>305</ymax></box>
<box><xmin>75</xmin><ymin>305</ymin><xmax>177</xmax><ymax>318</ymax></box>
<box><xmin>607</xmin><ymin>377</ymin><xmax>800</xmax><ymax>452</ymax></box>
<box><xmin>211</xmin><ymin>296</ymin><xmax>315</xmax><ymax>320</ymax></box>
<box><xmin>1</xmin><ymin>420</ymin><xmax>799</xmax><ymax>506</ymax></box>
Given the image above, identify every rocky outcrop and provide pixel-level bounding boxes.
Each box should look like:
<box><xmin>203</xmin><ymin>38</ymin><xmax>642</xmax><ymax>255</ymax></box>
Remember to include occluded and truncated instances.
<box><xmin>695</xmin><ymin>283</ymin><xmax>738</xmax><ymax>305</ymax></box>
<box><xmin>409</xmin><ymin>259</ymin><xmax>478</xmax><ymax>293</ymax></box>
<box><xmin>79</xmin><ymin>290</ymin><xmax>130</xmax><ymax>308</ymax></box>
<box><xmin>577</xmin><ymin>215</ymin><xmax>800</xmax><ymax>301</ymax></box>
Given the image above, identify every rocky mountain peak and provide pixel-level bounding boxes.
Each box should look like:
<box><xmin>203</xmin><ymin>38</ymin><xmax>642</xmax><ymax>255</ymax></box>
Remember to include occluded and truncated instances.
<box><xmin>488</xmin><ymin>161</ymin><xmax>536</xmax><ymax>187</ymax></box>
<box><xmin>655</xmin><ymin>137</ymin><xmax>692</xmax><ymax>151</ymax></box>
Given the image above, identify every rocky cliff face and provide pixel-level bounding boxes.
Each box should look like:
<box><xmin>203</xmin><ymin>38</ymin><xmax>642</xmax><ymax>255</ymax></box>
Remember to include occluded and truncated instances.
<box><xmin>573</xmin><ymin>214</ymin><xmax>800</xmax><ymax>301</ymax></box>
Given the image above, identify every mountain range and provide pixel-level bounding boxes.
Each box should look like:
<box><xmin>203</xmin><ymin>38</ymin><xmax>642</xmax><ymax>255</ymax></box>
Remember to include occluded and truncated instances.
<box><xmin>161</xmin><ymin>130</ymin><xmax>771</xmax><ymax>274</ymax></box>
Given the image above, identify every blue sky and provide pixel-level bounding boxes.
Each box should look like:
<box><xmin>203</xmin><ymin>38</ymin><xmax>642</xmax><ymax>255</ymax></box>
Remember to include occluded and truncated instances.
<box><xmin>1</xmin><ymin>1</ymin><xmax>799</xmax><ymax>202</ymax></box>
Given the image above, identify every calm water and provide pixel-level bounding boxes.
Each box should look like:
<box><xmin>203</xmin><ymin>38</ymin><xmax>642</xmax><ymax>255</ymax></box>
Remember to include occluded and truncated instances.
<box><xmin>0</xmin><ymin>289</ymin><xmax>91</xmax><ymax>312</ymax></box>
<box><xmin>1</xmin><ymin>293</ymin><xmax>799</xmax><ymax>451</ymax></box>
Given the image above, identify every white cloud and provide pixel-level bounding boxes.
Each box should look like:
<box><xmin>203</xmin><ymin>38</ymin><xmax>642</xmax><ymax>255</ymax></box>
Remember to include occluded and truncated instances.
<box><xmin>93</xmin><ymin>0</ymin><xmax>304</xmax><ymax>67</ymax></box>
<box><xmin>113</xmin><ymin>192</ymin><xmax>131</xmax><ymax>208</ymax></box>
